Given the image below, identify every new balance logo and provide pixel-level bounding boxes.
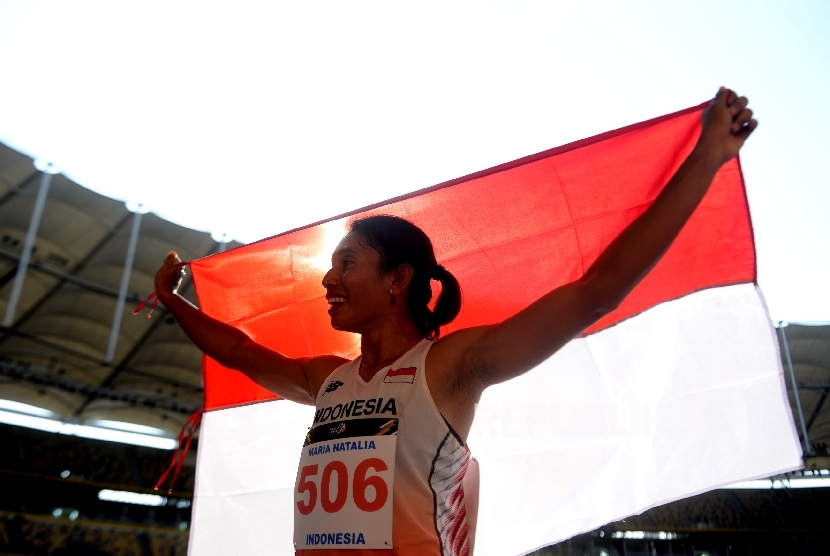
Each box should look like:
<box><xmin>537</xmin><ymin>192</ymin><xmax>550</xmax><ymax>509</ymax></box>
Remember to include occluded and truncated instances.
<box><xmin>323</xmin><ymin>380</ymin><xmax>344</xmax><ymax>394</ymax></box>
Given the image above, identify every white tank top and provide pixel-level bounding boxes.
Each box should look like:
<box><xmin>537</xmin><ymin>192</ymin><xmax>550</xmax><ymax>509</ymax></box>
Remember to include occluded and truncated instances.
<box><xmin>294</xmin><ymin>339</ymin><xmax>470</xmax><ymax>556</ymax></box>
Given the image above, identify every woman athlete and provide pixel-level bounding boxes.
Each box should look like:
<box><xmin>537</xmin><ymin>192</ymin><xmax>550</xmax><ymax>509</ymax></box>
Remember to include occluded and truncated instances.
<box><xmin>155</xmin><ymin>88</ymin><xmax>756</xmax><ymax>556</ymax></box>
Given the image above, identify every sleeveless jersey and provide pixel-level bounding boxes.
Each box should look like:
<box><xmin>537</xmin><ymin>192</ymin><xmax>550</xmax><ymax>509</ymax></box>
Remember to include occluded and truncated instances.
<box><xmin>294</xmin><ymin>339</ymin><xmax>471</xmax><ymax>556</ymax></box>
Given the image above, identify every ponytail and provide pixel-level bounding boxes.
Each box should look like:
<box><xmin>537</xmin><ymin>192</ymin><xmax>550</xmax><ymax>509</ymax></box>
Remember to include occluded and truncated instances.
<box><xmin>426</xmin><ymin>264</ymin><xmax>461</xmax><ymax>338</ymax></box>
<box><xmin>349</xmin><ymin>216</ymin><xmax>462</xmax><ymax>339</ymax></box>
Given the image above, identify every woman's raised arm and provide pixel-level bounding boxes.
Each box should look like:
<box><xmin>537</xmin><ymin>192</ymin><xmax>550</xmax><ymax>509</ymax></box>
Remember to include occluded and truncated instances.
<box><xmin>155</xmin><ymin>252</ymin><xmax>346</xmax><ymax>404</ymax></box>
<box><xmin>436</xmin><ymin>87</ymin><xmax>757</xmax><ymax>391</ymax></box>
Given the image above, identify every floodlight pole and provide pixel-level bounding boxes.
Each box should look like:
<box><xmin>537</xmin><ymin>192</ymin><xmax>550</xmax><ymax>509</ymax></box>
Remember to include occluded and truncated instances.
<box><xmin>779</xmin><ymin>322</ymin><xmax>811</xmax><ymax>455</ymax></box>
<box><xmin>3</xmin><ymin>170</ymin><xmax>53</xmax><ymax>328</ymax></box>
<box><xmin>219</xmin><ymin>233</ymin><xmax>227</xmax><ymax>253</ymax></box>
<box><xmin>105</xmin><ymin>209</ymin><xmax>143</xmax><ymax>363</ymax></box>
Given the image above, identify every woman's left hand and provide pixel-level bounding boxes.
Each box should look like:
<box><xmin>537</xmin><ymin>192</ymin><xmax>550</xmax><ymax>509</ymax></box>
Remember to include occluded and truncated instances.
<box><xmin>695</xmin><ymin>86</ymin><xmax>758</xmax><ymax>167</ymax></box>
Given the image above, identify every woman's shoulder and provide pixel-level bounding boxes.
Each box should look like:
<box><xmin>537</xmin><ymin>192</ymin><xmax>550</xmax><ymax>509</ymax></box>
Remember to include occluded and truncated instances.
<box><xmin>426</xmin><ymin>325</ymin><xmax>494</xmax><ymax>379</ymax></box>
<box><xmin>432</xmin><ymin>325</ymin><xmax>493</xmax><ymax>357</ymax></box>
<box><xmin>305</xmin><ymin>355</ymin><xmax>352</xmax><ymax>399</ymax></box>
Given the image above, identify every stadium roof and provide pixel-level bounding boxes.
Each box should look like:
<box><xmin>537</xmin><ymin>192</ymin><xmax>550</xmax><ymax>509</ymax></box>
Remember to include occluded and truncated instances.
<box><xmin>0</xmin><ymin>140</ymin><xmax>827</xmax><ymax>462</ymax></box>
<box><xmin>0</xmin><ymin>141</ymin><xmax>241</xmax><ymax>437</ymax></box>
<box><xmin>779</xmin><ymin>323</ymin><xmax>830</xmax><ymax>458</ymax></box>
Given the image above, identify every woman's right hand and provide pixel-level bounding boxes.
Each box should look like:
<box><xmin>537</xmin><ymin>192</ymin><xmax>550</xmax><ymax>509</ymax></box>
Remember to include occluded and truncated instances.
<box><xmin>155</xmin><ymin>251</ymin><xmax>186</xmax><ymax>298</ymax></box>
<box><xmin>152</xmin><ymin>253</ymin><xmax>345</xmax><ymax>405</ymax></box>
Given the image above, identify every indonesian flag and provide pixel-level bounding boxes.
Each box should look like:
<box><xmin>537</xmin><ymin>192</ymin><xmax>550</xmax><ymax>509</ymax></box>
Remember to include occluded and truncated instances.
<box><xmin>186</xmin><ymin>103</ymin><xmax>801</xmax><ymax>556</ymax></box>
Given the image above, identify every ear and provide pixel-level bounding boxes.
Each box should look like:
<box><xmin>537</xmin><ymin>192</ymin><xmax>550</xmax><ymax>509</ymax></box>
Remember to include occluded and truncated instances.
<box><xmin>388</xmin><ymin>263</ymin><xmax>414</xmax><ymax>295</ymax></box>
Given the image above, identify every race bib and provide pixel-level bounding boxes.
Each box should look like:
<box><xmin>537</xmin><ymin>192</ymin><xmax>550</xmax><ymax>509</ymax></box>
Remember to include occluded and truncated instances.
<box><xmin>294</xmin><ymin>417</ymin><xmax>398</xmax><ymax>550</ymax></box>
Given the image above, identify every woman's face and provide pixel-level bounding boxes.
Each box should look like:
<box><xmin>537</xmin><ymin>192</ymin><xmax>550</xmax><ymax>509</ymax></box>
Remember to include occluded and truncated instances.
<box><xmin>321</xmin><ymin>233</ymin><xmax>391</xmax><ymax>333</ymax></box>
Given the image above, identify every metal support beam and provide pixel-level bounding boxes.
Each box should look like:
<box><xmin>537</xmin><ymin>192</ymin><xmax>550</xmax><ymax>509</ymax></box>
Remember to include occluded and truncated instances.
<box><xmin>779</xmin><ymin>323</ymin><xmax>811</xmax><ymax>455</ymax></box>
<box><xmin>0</xmin><ymin>211</ymin><xmax>143</xmax><ymax>349</ymax></box>
<box><xmin>808</xmin><ymin>414</ymin><xmax>830</xmax><ymax>436</ymax></box>
<box><xmin>3</xmin><ymin>171</ymin><xmax>53</xmax><ymax>327</ymax></box>
<box><xmin>0</xmin><ymin>265</ymin><xmax>19</xmax><ymax>289</ymax></box>
<box><xmin>105</xmin><ymin>210</ymin><xmax>143</xmax><ymax>363</ymax></box>
<box><xmin>77</xmin><ymin>239</ymin><xmax>223</xmax><ymax>413</ymax></box>
<box><xmin>806</xmin><ymin>387</ymin><xmax>830</xmax><ymax>433</ymax></box>
<box><xmin>0</xmin><ymin>359</ymin><xmax>200</xmax><ymax>414</ymax></box>
<box><xmin>0</xmin><ymin>169</ymin><xmax>40</xmax><ymax>208</ymax></box>
<box><xmin>0</xmin><ymin>246</ymin><xmax>150</xmax><ymax>303</ymax></box>
<box><xmin>797</xmin><ymin>382</ymin><xmax>830</xmax><ymax>390</ymax></box>
<box><xmin>0</xmin><ymin>327</ymin><xmax>201</xmax><ymax>391</ymax></box>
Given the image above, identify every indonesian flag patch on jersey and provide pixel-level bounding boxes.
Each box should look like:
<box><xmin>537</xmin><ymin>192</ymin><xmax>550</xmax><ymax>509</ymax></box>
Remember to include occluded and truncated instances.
<box><xmin>383</xmin><ymin>367</ymin><xmax>417</xmax><ymax>384</ymax></box>
<box><xmin>186</xmin><ymin>102</ymin><xmax>801</xmax><ymax>556</ymax></box>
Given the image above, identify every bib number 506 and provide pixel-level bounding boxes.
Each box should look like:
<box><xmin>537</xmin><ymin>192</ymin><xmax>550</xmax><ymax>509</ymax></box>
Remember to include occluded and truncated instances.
<box><xmin>296</xmin><ymin>458</ymin><xmax>388</xmax><ymax>515</ymax></box>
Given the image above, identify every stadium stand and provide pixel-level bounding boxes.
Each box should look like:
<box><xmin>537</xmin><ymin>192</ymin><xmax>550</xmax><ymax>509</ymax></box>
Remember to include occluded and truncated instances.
<box><xmin>0</xmin><ymin>511</ymin><xmax>188</xmax><ymax>556</ymax></box>
<box><xmin>529</xmin><ymin>483</ymin><xmax>830</xmax><ymax>555</ymax></box>
<box><xmin>0</xmin><ymin>422</ymin><xmax>192</xmax><ymax>555</ymax></box>
<box><xmin>1</xmin><ymin>140</ymin><xmax>206</xmax><ymax>554</ymax></box>
<box><xmin>0</xmin><ymin>422</ymin><xmax>195</xmax><ymax>491</ymax></box>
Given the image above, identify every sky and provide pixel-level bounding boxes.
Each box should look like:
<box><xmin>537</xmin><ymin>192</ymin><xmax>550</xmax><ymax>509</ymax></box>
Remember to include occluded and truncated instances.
<box><xmin>0</xmin><ymin>1</ymin><xmax>827</xmax><ymax>322</ymax></box>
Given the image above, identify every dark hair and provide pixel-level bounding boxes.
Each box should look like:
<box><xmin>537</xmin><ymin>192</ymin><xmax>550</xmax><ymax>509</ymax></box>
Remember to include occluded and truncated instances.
<box><xmin>349</xmin><ymin>215</ymin><xmax>461</xmax><ymax>339</ymax></box>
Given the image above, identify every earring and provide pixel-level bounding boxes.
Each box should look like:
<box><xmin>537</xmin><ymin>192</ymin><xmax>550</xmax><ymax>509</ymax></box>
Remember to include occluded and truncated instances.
<box><xmin>390</xmin><ymin>289</ymin><xmax>396</xmax><ymax>305</ymax></box>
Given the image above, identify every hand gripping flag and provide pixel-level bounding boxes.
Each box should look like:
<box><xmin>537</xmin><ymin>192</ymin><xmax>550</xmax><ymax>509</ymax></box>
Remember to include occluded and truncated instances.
<box><xmin>186</xmin><ymin>103</ymin><xmax>801</xmax><ymax>556</ymax></box>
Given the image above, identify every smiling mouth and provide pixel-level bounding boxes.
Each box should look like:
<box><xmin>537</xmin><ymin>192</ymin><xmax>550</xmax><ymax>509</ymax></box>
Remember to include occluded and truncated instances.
<box><xmin>327</xmin><ymin>297</ymin><xmax>346</xmax><ymax>315</ymax></box>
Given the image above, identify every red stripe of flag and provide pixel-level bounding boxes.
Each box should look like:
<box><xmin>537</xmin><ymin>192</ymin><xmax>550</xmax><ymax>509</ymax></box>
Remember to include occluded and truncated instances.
<box><xmin>191</xmin><ymin>102</ymin><xmax>754</xmax><ymax>410</ymax></box>
<box><xmin>386</xmin><ymin>367</ymin><xmax>417</xmax><ymax>377</ymax></box>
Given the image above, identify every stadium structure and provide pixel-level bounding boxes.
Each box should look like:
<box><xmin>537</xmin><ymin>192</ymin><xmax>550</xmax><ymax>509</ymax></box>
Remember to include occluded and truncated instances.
<box><xmin>0</xmin><ymin>140</ymin><xmax>828</xmax><ymax>555</ymax></box>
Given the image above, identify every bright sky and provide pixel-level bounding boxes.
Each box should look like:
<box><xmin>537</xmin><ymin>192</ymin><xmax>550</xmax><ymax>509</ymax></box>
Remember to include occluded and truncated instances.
<box><xmin>0</xmin><ymin>1</ymin><xmax>827</xmax><ymax>322</ymax></box>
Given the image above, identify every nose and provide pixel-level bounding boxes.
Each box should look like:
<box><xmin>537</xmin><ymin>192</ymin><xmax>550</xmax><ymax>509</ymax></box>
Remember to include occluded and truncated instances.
<box><xmin>322</xmin><ymin>266</ymin><xmax>336</xmax><ymax>288</ymax></box>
